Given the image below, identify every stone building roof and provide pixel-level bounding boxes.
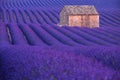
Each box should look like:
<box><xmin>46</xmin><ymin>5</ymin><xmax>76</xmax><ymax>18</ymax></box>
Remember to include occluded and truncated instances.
<box><xmin>61</xmin><ymin>5</ymin><xmax>98</xmax><ymax>15</ymax></box>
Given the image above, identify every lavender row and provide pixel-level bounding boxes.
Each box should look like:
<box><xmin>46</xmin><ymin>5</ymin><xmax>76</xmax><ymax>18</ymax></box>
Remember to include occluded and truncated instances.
<box><xmin>7</xmin><ymin>23</ymin><xmax>28</xmax><ymax>45</ymax></box>
<box><xmin>81</xmin><ymin>28</ymin><xmax>120</xmax><ymax>45</ymax></box>
<box><xmin>33</xmin><ymin>10</ymin><xmax>46</xmax><ymax>24</ymax></box>
<box><xmin>76</xmin><ymin>27</ymin><xmax>118</xmax><ymax>46</ymax></box>
<box><xmin>26</xmin><ymin>10</ymin><xmax>39</xmax><ymax>24</ymax></box>
<box><xmin>18</xmin><ymin>24</ymin><xmax>47</xmax><ymax>46</ymax></box>
<box><xmin>14</xmin><ymin>9</ymin><xmax>24</xmax><ymax>23</ymax></box>
<box><xmin>100</xmin><ymin>27</ymin><xmax>120</xmax><ymax>38</ymax></box>
<box><xmin>43</xmin><ymin>10</ymin><xmax>58</xmax><ymax>24</ymax></box>
<box><xmin>41</xmin><ymin>24</ymin><xmax>80</xmax><ymax>46</ymax></box>
<box><xmin>92</xmin><ymin>28</ymin><xmax>120</xmax><ymax>43</ymax></box>
<box><xmin>0</xmin><ymin>23</ymin><xmax>120</xmax><ymax>46</ymax></box>
<box><xmin>0</xmin><ymin>23</ymin><xmax>10</xmax><ymax>45</ymax></box>
<box><xmin>101</xmin><ymin>11</ymin><xmax>120</xmax><ymax>25</ymax></box>
<box><xmin>0</xmin><ymin>0</ymin><xmax>119</xmax><ymax>9</ymax></box>
<box><xmin>0</xmin><ymin>8</ymin><xmax>120</xmax><ymax>28</ymax></box>
<box><xmin>29</xmin><ymin>24</ymin><xmax>65</xmax><ymax>46</ymax></box>
<box><xmin>51</xmin><ymin>25</ymin><xmax>97</xmax><ymax>46</ymax></box>
<box><xmin>64</xmin><ymin>26</ymin><xmax>114</xmax><ymax>46</ymax></box>
<box><xmin>38</xmin><ymin>10</ymin><xmax>53</xmax><ymax>25</ymax></box>
<box><xmin>100</xmin><ymin>14</ymin><xmax>120</xmax><ymax>27</ymax></box>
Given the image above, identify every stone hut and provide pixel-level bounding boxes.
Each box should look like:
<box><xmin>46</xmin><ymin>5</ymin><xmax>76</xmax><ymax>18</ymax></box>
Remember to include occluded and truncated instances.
<box><xmin>59</xmin><ymin>5</ymin><xmax>99</xmax><ymax>28</ymax></box>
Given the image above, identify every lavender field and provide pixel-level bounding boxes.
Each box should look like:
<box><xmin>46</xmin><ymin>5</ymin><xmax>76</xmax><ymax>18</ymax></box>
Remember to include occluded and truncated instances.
<box><xmin>0</xmin><ymin>0</ymin><xmax>120</xmax><ymax>80</ymax></box>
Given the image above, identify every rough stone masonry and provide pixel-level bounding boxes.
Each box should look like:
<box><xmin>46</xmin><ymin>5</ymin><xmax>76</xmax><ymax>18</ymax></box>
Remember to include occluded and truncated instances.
<box><xmin>59</xmin><ymin>5</ymin><xmax>99</xmax><ymax>28</ymax></box>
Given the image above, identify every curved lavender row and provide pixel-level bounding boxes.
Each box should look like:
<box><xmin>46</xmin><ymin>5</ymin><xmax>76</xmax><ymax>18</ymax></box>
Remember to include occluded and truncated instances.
<box><xmin>8</xmin><ymin>10</ymin><xmax>16</xmax><ymax>23</ymax></box>
<box><xmin>49</xmin><ymin>10</ymin><xmax>59</xmax><ymax>22</ymax></box>
<box><xmin>6</xmin><ymin>10</ymin><xmax>11</xmax><ymax>23</ymax></box>
<box><xmin>25</xmin><ymin>10</ymin><xmax>38</xmax><ymax>24</ymax></box>
<box><xmin>18</xmin><ymin>24</ymin><xmax>47</xmax><ymax>46</ymax></box>
<box><xmin>12</xmin><ymin>10</ymin><xmax>18</xmax><ymax>23</ymax></box>
<box><xmin>38</xmin><ymin>10</ymin><xmax>53</xmax><ymax>25</ymax></box>
<box><xmin>80</xmin><ymin>28</ymin><xmax>120</xmax><ymax>45</ymax></box>
<box><xmin>22</xmin><ymin>10</ymin><xmax>31</xmax><ymax>24</ymax></box>
<box><xmin>32</xmin><ymin>10</ymin><xmax>46</xmax><ymax>24</ymax></box>
<box><xmin>40</xmin><ymin>9</ymin><xmax>58</xmax><ymax>25</ymax></box>
<box><xmin>108</xmin><ymin>27</ymin><xmax>120</xmax><ymax>33</ymax></box>
<box><xmin>0</xmin><ymin>23</ymin><xmax>10</xmax><ymax>45</ymax></box>
<box><xmin>0</xmin><ymin>46</ymin><xmax>119</xmax><ymax>80</ymax></box>
<box><xmin>0</xmin><ymin>8</ymin><xmax>4</xmax><ymax>22</ymax></box>
<box><xmin>92</xmin><ymin>28</ymin><xmax>120</xmax><ymax>44</ymax></box>
<box><xmin>51</xmin><ymin>25</ymin><xmax>97</xmax><ymax>46</ymax></box>
<box><xmin>2</xmin><ymin>9</ymin><xmax>9</xmax><ymax>23</ymax></box>
<box><xmin>29</xmin><ymin>24</ymin><xmax>65</xmax><ymax>46</ymax></box>
<box><xmin>106</xmin><ymin>14</ymin><xmax>120</xmax><ymax>25</ymax></box>
<box><xmin>41</xmin><ymin>24</ymin><xmax>80</xmax><ymax>46</ymax></box>
<box><xmin>18</xmin><ymin>10</ymin><xmax>26</xmax><ymax>23</ymax></box>
<box><xmin>1</xmin><ymin>22</ymin><xmax>120</xmax><ymax>46</ymax></box>
<box><xmin>101</xmin><ymin>12</ymin><xmax>120</xmax><ymax>26</ymax></box>
<box><xmin>100</xmin><ymin>15</ymin><xmax>118</xmax><ymax>27</ymax></box>
<box><xmin>64</xmin><ymin>26</ymin><xmax>114</xmax><ymax>46</ymax></box>
<box><xmin>75</xmin><ymin>27</ymin><xmax>118</xmax><ymax>46</ymax></box>
<box><xmin>1</xmin><ymin>23</ymin><xmax>120</xmax><ymax>46</ymax></box>
<box><xmin>43</xmin><ymin>10</ymin><xmax>58</xmax><ymax>24</ymax></box>
<box><xmin>1</xmin><ymin>8</ymin><xmax>120</xmax><ymax>28</ymax></box>
<box><xmin>7</xmin><ymin>23</ymin><xmax>28</xmax><ymax>45</ymax></box>
<box><xmin>14</xmin><ymin>9</ymin><xmax>24</xmax><ymax>23</ymax></box>
<box><xmin>99</xmin><ymin>11</ymin><xmax>120</xmax><ymax>27</ymax></box>
<box><xmin>16</xmin><ymin>10</ymin><xmax>28</xmax><ymax>23</ymax></box>
<box><xmin>99</xmin><ymin>27</ymin><xmax>120</xmax><ymax>39</ymax></box>
<box><xmin>0</xmin><ymin>0</ymin><xmax>119</xmax><ymax>9</ymax></box>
